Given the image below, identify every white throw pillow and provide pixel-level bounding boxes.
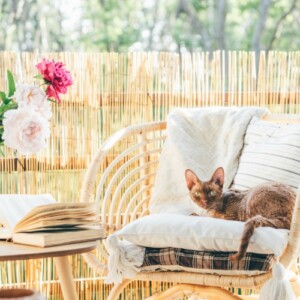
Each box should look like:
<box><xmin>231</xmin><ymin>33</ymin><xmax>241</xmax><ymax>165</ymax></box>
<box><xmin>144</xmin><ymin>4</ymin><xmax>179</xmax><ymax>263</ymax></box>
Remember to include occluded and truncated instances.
<box><xmin>149</xmin><ymin>107</ymin><xmax>268</xmax><ymax>215</ymax></box>
<box><xmin>113</xmin><ymin>214</ymin><xmax>288</xmax><ymax>257</ymax></box>
<box><xmin>231</xmin><ymin>117</ymin><xmax>300</xmax><ymax>191</ymax></box>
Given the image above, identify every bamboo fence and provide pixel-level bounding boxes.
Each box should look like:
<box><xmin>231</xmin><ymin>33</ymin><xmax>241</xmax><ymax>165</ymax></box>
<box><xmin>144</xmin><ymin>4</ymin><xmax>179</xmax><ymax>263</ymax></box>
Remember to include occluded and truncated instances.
<box><xmin>0</xmin><ymin>51</ymin><xmax>299</xmax><ymax>299</ymax></box>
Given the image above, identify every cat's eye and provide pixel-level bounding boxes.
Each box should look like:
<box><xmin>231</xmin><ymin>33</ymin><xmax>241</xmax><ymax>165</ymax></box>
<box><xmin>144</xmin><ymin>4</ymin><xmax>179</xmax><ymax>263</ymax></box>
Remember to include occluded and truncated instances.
<box><xmin>209</xmin><ymin>190</ymin><xmax>216</xmax><ymax>197</ymax></box>
<box><xmin>194</xmin><ymin>191</ymin><xmax>201</xmax><ymax>198</ymax></box>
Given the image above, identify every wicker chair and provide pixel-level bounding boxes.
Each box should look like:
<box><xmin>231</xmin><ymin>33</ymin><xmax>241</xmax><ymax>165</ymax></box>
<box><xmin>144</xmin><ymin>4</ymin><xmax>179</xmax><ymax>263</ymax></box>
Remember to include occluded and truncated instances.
<box><xmin>80</xmin><ymin>113</ymin><xmax>300</xmax><ymax>300</ymax></box>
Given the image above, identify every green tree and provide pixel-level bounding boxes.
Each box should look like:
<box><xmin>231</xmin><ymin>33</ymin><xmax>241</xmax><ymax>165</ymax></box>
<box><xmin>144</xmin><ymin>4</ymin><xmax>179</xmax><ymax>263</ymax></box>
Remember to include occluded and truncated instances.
<box><xmin>0</xmin><ymin>0</ymin><xmax>299</xmax><ymax>52</ymax></box>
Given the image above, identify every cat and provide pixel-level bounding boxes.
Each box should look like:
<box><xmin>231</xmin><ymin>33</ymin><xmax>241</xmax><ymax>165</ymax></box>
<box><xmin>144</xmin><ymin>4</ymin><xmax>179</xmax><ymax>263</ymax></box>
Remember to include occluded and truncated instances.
<box><xmin>185</xmin><ymin>167</ymin><xmax>295</xmax><ymax>261</ymax></box>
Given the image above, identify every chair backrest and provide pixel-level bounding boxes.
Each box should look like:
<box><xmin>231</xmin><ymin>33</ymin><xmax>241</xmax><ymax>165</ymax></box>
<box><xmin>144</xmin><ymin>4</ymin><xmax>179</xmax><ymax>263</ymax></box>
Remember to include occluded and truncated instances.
<box><xmin>80</xmin><ymin>121</ymin><xmax>167</xmax><ymax>232</ymax></box>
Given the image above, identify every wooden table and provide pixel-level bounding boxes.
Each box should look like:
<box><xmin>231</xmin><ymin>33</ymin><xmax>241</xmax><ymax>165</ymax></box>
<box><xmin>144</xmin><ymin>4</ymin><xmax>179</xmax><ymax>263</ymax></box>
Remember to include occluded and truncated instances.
<box><xmin>0</xmin><ymin>240</ymin><xmax>97</xmax><ymax>300</ymax></box>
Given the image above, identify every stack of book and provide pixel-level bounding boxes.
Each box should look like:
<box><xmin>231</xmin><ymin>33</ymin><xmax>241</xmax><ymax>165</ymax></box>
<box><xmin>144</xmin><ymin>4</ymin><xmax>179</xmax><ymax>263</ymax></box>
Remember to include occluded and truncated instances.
<box><xmin>0</xmin><ymin>194</ymin><xmax>105</xmax><ymax>247</ymax></box>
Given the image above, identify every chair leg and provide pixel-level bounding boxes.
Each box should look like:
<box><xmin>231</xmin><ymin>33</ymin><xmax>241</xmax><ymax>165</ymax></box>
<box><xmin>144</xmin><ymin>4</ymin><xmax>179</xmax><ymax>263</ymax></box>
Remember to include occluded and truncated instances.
<box><xmin>107</xmin><ymin>279</ymin><xmax>133</xmax><ymax>300</ymax></box>
<box><xmin>289</xmin><ymin>272</ymin><xmax>300</xmax><ymax>297</ymax></box>
<box><xmin>146</xmin><ymin>284</ymin><xmax>242</xmax><ymax>300</ymax></box>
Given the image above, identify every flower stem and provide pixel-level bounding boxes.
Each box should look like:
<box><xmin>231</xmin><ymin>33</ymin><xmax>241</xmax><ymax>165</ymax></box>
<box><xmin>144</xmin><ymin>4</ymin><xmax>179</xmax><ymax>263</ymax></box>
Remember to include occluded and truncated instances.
<box><xmin>14</xmin><ymin>150</ymin><xmax>26</xmax><ymax>171</ymax></box>
<box><xmin>14</xmin><ymin>150</ymin><xmax>28</xmax><ymax>193</ymax></box>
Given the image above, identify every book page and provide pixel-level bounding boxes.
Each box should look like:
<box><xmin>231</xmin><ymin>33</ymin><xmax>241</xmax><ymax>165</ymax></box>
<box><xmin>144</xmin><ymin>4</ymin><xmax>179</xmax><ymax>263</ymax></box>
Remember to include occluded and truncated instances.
<box><xmin>14</xmin><ymin>203</ymin><xmax>96</xmax><ymax>231</ymax></box>
<box><xmin>0</xmin><ymin>228</ymin><xmax>12</xmax><ymax>239</ymax></box>
<box><xmin>17</xmin><ymin>207</ymin><xmax>96</xmax><ymax>226</ymax></box>
<box><xmin>0</xmin><ymin>194</ymin><xmax>56</xmax><ymax>231</ymax></box>
<box><xmin>15</xmin><ymin>219</ymin><xmax>99</xmax><ymax>233</ymax></box>
<box><xmin>17</xmin><ymin>203</ymin><xmax>95</xmax><ymax>222</ymax></box>
<box><xmin>13</xmin><ymin>203</ymin><xmax>98</xmax><ymax>233</ymax></box>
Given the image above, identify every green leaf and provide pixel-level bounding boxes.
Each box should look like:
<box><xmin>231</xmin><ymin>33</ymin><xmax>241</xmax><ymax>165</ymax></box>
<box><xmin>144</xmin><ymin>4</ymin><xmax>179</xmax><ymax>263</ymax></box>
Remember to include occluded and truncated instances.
<box><xmin>7</xmin><ymin>70</ymin><xmax>16</xmax><ymax>97</ymax></box>
<box><xmin>0</xmin><ymin>92</ymin><xmax>6</xmax><ymax>103</ymax></box>
<box><xmin>0</xmin><ymin>101</ymin><xmax>18</xmax><ymax>118</ymax></box>
<box><xmin>6</xmin><ymin>101</ymin><xmax>18</xmax><ymax>110</ymax></box>
<box><xmin>47</xmin><ymin>98</ymin><xmax>57</xmax><ymax>103</ymax></box>
<box><xmin>34</xmin><ymin>74</ymin><xmax>44</xmax><ymax>80</ymax></box>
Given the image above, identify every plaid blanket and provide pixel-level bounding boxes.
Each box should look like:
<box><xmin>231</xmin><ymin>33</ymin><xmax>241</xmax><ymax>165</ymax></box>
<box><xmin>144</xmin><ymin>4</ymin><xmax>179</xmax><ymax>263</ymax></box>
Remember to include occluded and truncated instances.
<box><xmin>141</xmin><ymin>248</ymin><xmax>275</xmax><ymax>272</ymax></box>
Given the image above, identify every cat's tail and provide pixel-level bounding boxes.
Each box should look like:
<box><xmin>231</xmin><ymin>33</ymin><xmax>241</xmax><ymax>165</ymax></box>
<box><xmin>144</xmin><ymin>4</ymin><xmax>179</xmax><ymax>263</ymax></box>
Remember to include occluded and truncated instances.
<box><xmin>230</xmin><ymin>215</ymin><xmax>272</xmax><ymax>262</ymax></box>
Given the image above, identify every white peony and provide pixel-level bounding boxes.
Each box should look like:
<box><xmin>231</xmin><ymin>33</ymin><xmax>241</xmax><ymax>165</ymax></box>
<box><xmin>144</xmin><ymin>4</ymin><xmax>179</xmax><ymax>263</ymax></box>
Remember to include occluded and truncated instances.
<box><xmin>13</xmin><ymin>83</ymin><xmax>52</xmax><ymax>120</ymax></box>
<box><xmin>3</xmin><ymin>108</ymin><xmax>50</xmax><ymax>155</ymax></box>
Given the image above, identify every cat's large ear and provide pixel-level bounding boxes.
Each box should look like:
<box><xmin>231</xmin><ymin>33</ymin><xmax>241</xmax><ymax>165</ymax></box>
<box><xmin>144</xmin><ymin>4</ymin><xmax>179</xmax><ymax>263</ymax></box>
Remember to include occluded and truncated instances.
<box><xmin>211</xmin><ymin>167</ymin><xmax>224</xmax><ymax>188</ymax></box>
<box><xmin>185</xmin><ymin>169</ymin><xmax>199</xmax><ymax>190</ymax></box>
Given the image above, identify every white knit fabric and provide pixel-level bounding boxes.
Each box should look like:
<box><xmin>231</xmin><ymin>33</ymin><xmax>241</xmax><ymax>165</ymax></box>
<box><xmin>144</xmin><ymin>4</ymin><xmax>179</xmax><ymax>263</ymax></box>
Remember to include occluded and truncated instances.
<box><xmin>105</xmin><ymin>236</ymin><xmax>145</xmax><ymax>285</ymax></box>
<box><xmin>149</xmin><ymin>107</ymin><xmax>268</xmax><ymax>215</ymax></box>
<box><xmin>259</xmin><ymin>261</ymin><xmax>295</xmax><ymax>300</ymax></box>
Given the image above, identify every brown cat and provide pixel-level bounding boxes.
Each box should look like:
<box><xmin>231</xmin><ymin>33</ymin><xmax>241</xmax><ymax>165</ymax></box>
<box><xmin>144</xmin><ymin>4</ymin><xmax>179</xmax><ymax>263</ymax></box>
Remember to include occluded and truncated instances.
<box><xmin>185</xmin><ymin>167</ymin><xmax>295</xmax><ymax>261</ymax></box>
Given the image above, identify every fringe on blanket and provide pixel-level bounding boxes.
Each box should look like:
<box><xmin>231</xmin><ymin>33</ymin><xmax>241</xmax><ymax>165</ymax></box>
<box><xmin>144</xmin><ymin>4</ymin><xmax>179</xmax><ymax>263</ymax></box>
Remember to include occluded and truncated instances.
<box><xmin>259</xmin><ymin>260</ymin><xmax>295</xmax><ymax>300</ymax></box>
<box><xmin>105</xmin><ymin>235</ymin><xmax>145</xmax><ymax>285</ymax></box>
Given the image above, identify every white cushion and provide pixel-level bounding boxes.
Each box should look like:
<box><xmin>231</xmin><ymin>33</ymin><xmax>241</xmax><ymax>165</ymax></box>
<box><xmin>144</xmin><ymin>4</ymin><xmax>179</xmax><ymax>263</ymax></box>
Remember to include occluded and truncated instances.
<box><xmin>231</xmin><ymin>117</ymin><xmax>300</xmax><ymax>191</ymax></box>
<box><xmin>149</xmin><ymin>107</ymin><xmax>268</xmax><ymax>215</ymax></box>
<box><xmin>114</xmin><ymin>214</ymin><xmax>288</xmax><ymax>257</ymax></box>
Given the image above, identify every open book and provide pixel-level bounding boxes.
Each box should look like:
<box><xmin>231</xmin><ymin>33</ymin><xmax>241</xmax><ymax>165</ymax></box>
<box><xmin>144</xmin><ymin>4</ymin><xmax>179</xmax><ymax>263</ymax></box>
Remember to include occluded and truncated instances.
<box><xmin>0</xmin><ymin>194</ymin><xmax>105</xmax><ymax>247</ymax></box>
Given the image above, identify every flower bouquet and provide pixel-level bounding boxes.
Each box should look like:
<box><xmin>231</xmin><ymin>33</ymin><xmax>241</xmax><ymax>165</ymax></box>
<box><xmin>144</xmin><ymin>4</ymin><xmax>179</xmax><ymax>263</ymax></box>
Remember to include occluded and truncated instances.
<box><xmin>0</xmin><ymin>59</ymin><xmax>73</xmax><ymax>155</ymax></box>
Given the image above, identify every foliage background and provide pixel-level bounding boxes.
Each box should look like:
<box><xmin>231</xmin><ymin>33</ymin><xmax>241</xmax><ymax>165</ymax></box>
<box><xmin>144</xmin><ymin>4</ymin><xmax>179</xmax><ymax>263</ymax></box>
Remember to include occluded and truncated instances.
<box><xmin>0</xmin><ymin>0</ymin><xmax>299</xmax><ymax>53</ymax></box>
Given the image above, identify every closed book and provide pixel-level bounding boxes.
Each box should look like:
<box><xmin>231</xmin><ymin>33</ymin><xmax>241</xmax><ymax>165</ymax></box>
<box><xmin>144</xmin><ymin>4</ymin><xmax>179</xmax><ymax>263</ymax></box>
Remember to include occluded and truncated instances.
<box><xmin>11</xmin><ymin>226</ymin><xmax>105</xmax><ymax>247</ymax></box>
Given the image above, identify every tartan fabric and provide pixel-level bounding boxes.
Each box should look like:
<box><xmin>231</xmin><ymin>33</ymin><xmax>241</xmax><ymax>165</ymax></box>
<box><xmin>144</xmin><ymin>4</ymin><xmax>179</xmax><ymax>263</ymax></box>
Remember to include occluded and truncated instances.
<box><xmin>141</xmin><ymin>247</ymin><xmax>275</xmax><ymax>272</ymax></box>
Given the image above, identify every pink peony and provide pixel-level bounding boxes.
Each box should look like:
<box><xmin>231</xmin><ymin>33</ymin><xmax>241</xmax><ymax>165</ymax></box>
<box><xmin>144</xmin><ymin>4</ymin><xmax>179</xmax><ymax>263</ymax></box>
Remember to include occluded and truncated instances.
<box><xmin>36</xmin><ymin>58</ymin><xmax>73</xmax><ymax>103</ymax></box>
<box><xmin>3</xmin><ymin>108</ymin><xmax>50</xmax><ymax>155</ymax></box>
<box><xmin>13</xmin><ymin>83</ymin><xmax>52</xmax><ymax>120</ymax></box>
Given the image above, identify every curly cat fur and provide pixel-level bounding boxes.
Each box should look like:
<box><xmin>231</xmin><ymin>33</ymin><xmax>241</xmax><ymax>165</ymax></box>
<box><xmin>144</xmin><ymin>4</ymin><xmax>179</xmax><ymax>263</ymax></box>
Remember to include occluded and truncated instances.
<box><xmin>185</xmin><ymin>167</ymin><xmax>295</xmax><ymax>261</ymax></box>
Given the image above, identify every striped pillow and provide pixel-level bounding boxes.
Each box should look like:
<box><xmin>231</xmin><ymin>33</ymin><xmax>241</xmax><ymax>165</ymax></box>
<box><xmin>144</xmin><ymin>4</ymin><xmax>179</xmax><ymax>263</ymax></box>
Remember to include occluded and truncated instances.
<box><xmin>231</xmin><ymin>117</ymin><xmax>300</xmax><ymax>191</ymax></box>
